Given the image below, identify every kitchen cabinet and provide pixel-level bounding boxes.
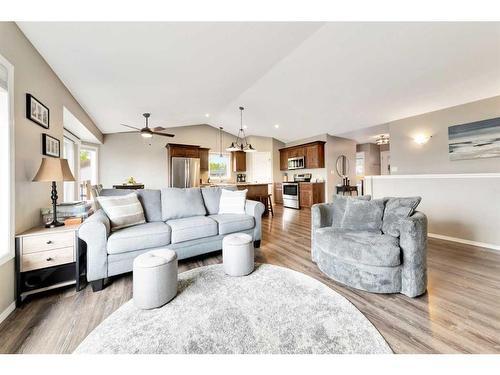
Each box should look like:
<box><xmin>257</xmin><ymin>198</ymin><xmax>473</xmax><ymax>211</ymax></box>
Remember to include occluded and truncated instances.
<box><xmin>274</xmin><ymin>183</ymin><xmax>283</xmax><ymax>204</ymax></box>
<box><xmin>232</xmin><ymin>151</ymin><xmax>246</xmax><ymax>172</ymax></box>
<box><xmin>279</xmin><ymin>150</ymin><xmax>288</xmax><ymax>171</ymax></box>
<box><xmin>279</xmin><ymin>141</ymin><xmax>325</xmax><ymax>170</ymax></box>
<box><xmin>167</xmin><ymin>143</ymin><xmax>201</xmax><ymax>158</ymax></box>
<box><xmin>199</xmin><ymin>148</ymin><xmax>209</xmax><ymax>171</ymax></box>
<box><xmin>298</xmin><ymin>182</ymin><xmax>325</xmax><ymax>208</ymax></box>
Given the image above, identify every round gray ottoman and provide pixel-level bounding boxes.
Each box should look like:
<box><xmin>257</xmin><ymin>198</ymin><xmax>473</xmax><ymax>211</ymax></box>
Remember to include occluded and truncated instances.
<box><xmin>133</xmin><ymin>249</ymin><xmax>178</xmax><ymax>309</ymax></box>
<box><xmin>222</xmin><ymin>233</ymin><xmax>254</xmax><ymax>276</ymax></box>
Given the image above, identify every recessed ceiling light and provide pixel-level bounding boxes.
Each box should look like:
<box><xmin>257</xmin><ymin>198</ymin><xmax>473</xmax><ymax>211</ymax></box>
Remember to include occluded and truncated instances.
<box><xmin>274</xmin><ymin>124</ymin><xmax>280</xmax><ymax>129</ymax></box>
<box><xmin>205</xmin><ymin>113</ymin><xmax>210</xmax><ymax>118</ymax></box>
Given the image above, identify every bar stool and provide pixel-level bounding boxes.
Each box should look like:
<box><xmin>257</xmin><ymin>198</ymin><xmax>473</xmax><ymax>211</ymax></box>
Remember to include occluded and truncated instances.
<box><xmin>258</xmin><ymin>194</ymin><xmax>274</xmax><ymax>216</ymax></box>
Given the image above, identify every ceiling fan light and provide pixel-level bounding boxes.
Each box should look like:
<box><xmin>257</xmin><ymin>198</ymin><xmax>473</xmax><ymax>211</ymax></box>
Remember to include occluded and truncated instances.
<box><xmin>141</xmin><ymin>132</ymin><xmax>153</xmax><ymax>138</ymax></box>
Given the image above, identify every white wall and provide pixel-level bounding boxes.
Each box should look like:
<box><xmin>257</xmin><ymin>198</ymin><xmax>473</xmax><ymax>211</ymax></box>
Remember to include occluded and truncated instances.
<box><xmin>365</xmin><ymin>174</ymin><xmax>500</xmax><ymax>250</ymax></box>
<box><xmin>388</xmin><ymin>95</ymin><xmax>500</xmax><ymax>175</ymax></box>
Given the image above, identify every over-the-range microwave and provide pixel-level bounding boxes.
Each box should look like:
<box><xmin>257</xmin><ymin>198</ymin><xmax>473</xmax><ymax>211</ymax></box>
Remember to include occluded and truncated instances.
<box><xmin>288</xmin><ymin>156</ymin><xmax>305</xmax><ymax>170</ymax></box>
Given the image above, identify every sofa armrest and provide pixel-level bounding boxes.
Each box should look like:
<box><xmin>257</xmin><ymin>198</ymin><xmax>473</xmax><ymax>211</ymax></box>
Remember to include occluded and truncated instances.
<box><xmin>245</xmin><ymin>199</ymin><xmax>265</xmax><ymax>243</ymax></box>
<box><xmin>399</xmin><ymin>211</ymin><xmax>427</xmax><ymax>297</ymax></box>
<box><xmin>78</xmin><ymin>209</ymin><xmax>110</xmax><ymax>282</ymax></box>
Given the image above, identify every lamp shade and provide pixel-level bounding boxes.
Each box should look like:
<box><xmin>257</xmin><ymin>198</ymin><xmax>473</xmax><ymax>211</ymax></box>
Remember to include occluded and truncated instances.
<box><xmin>32</xmin><ymin>158</ymin><xmax>75</xmax><ymax>182</ymax></box>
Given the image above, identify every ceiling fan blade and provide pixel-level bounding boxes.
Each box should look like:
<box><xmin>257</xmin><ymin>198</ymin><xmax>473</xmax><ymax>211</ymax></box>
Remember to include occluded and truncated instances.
<box><xmin>152</xmin><ymin>126</ymin><xmax>167</xmax><ymax>132</ymax></box>
<box><xmin>120</xmin><ymin>123</ymin><xmax>142</xmax><ymax>130</ymax></box>
<box><xmin>152</xmin><ymin>132</ymin><xmax>175</xmax><ymax>137</ymax></box>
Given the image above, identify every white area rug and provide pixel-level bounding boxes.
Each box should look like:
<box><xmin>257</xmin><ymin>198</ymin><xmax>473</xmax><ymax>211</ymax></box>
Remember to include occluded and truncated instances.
<box><xmin>75</xmin><ymin>264</ymin><xmax>392</xmax><ymax>354</ymax></box>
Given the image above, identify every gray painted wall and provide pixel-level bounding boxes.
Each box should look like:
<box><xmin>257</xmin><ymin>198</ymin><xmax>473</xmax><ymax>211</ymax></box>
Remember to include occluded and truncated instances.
<box><xmin>388</xmin><ymin>95</ymin><xmax>500</xmax><ymax>174</ymax></box>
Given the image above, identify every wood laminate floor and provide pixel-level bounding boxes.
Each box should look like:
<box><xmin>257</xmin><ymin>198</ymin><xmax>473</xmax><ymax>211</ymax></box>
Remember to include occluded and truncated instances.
<box><xmin>1</xmin><ymin>205</ymin><xmax>499</xmax><ymax>354</ymax></box>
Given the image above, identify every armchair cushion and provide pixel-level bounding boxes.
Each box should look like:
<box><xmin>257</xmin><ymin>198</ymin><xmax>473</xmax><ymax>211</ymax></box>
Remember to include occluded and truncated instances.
<box><xmin>382</xmin><ymin>197</ymin><xmax>421</xmax><ymax>237</ymax></box>
<box><xmin>315</xmin><ymin>228</ymin><xmax>401</xmax><ymax>267</ymax></box>
<box><xmin>107</xmin><ymin>222</ymin><xmax>171</xmax><ymax>255</ymax></box>
<box><xmin>331</xmin><ymin>195</ymin><xmax>371</xmax><ymax>228</ymax></box>
<box><xmin>341</xmin><ymin>199</ymin><xmax>385</xmax><ymax>231</ymax></box>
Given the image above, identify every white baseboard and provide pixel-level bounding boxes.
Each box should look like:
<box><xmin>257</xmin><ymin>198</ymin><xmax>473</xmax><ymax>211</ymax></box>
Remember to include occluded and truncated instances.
<box><xmin>428</xmin><ymin>233</ymin><xmax>500</xmax><ymax>251</ymax></box>
<box><xmin>0</xmin><ymin>301</ymin><xmax>15</xmax><ymax>325</ymax></box>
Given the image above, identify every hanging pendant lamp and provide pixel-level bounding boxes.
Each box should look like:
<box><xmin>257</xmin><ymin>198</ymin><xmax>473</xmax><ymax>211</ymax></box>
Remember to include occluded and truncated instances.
<box><xmin>226</xmin><ymin>106</ymin><xmax>256</xmax><ymax>152</ymax></box>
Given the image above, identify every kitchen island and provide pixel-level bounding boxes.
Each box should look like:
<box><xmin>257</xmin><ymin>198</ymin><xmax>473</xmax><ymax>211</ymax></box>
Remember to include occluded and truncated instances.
<box><xmin>203</xmin><ymin>183</ymin><xmax>270</xmax><ymax>200</ymax></box>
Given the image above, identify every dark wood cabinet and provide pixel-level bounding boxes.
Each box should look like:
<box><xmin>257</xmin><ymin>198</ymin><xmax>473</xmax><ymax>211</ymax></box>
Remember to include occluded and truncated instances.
<box><xmin>298</xmin><ymin>182</ymin><xmax>325</xmax><ymax>208</ymax></box>
<box><xmin>279</xmin><ymin>150</ymin><xmax>288</xmax><ymax>171</ymax></box>
<box><xmin>199</xmin><ymin>148</ymin><xmax>209</xmax><ymax>171</ymax></box>
<box><xmin>274</xmin><ymin>183</ymin><xmax>283</xmax><ymax>204</ymax></box>
<box><xmin>167</xmin><ymin>143</ymin><xmax>200</xmax><ymax>158</ymax></box>
<box><xmin>232</xmin><ymin>151</ymin><xmax>246</xmax><ymax>172</ymax></box>
<box><xmin>279</xmin><ymin>141</ymin><xmax>325</xmax><ymax>171</ymax></box>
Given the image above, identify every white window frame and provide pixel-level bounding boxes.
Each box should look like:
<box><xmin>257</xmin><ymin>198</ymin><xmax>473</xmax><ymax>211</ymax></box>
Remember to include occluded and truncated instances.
<box><xmin>63</xmin><ymin>130</ymin><xmax>80</xmax><ymax>202</ymax></box>
<box><xmin>80</xmin><ymin>143</ymin><xmax>99</xmax><ymax>186</ymax></box>
<box><xmin>0</xmin><ymin>53</ymin><xmax>15</xmax><ymax>267</ymax></box>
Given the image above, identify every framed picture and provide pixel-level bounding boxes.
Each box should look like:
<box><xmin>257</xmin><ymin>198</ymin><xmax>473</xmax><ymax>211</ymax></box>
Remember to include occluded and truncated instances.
<box><xmin>42</xmin><ymin>134</ymin><xmax>60</xmax><ymax>158</ymax></box>
<box><xmin>26</xmin><ymin>93</ymin><xmax>50</xmax><ymax>129</ymax></box>
<box><xmin>448</xmin><ymin>116</ymin><xmax>500</xmax><ymax>161</ymax></box>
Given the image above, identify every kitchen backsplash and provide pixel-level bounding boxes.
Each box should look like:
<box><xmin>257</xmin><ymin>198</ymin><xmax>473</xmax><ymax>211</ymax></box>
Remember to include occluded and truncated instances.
<box><xmin>282</xmin><ymin>168</ymin><xmax>327</xmax><ymax>182</ymax></box>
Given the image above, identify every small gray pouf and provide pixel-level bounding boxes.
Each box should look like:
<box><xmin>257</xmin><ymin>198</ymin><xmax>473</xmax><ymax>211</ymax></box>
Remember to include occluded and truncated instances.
<box><xmin>133</xmin><ymin>249</ymin><xmax>178</xmax><ymax>309</ymax></box>
<box><xmin>222</xmin><ymin>233</ymin><xmax>254</xmax><ymax>276</ymax></box>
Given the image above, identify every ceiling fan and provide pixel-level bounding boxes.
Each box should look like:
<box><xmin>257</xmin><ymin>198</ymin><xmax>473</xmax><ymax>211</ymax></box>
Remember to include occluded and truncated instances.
<box><xmin>120</xmin><ymin>113</ymin><xmax>175</xmax><ymax>138</ymax></box>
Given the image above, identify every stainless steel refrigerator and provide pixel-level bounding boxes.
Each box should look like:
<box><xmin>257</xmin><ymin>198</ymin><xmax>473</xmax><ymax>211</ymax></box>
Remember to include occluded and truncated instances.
<box><xmin>170</xmin><ymin>157</ymin><xmax>200</xmax><ymax>188</ymax></box>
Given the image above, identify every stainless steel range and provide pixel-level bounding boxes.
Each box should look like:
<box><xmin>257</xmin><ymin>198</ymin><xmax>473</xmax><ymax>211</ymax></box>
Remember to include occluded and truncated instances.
<box><xmin>282</xmin><ymin>182</ymin><xmax>299</xmax><ymax>209</ymax></box>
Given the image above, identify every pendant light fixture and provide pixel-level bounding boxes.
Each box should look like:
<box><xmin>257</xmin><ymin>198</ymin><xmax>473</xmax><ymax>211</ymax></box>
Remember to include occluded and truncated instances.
<box><xmin>218</xmin><ymin>127</ymin><xmax>224</xmax><ymax>157</ymax></box>
<box><xmin>226</xmin><ymin>106</ymin><xmax>256</xmax><ymax>153</ymax></box>
<box><xmin>375</xmin><ymin>134</ymin><xmax>390</xmax><ymax>145</ymax></box>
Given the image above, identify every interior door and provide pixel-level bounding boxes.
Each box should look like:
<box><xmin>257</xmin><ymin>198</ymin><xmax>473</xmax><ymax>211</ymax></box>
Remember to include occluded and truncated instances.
<box><xmin>380</xmin><ymin>151</ymin><xmax>391</xmax><ymax>175</ymax></box>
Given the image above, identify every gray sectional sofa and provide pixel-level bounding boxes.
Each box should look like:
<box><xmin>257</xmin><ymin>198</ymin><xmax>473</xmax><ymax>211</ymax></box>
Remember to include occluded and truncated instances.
<box><xmin>311</xmin><ymin>196</ymin><xmax>427</xmax><ymax>297</ymax></box>
<box><xmin>79</xmin><ymin>187</ymin><xmax>265</xmax><ymax>291</ymax></box>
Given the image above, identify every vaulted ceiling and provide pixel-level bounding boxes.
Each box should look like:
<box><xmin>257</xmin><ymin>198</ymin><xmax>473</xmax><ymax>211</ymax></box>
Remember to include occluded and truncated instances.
<box><xmin>18</xmin><ymin>22</ymin><xmax>500</xmax><ymax>142</ymax></box>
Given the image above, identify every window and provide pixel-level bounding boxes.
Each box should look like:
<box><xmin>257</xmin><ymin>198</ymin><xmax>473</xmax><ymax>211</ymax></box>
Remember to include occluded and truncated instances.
<box><xmin>0</xmin><ymin>54</ymin><xmax>14</xmax><ymax>265</ymax></box>
<box><xmin>79</xmin><ymin>144</ymin><xmax>99</xmax><ymax>200</ymax></box>
<box><xmin>356</xmin><ymin>152</ymin><xmax>365</xmax><ymax>177</ymax></box>
<box><xmin>63</xmin><ymin>134</ymin><xmax>77</xmax><ymax>202</ymax></box>
<box><xmin>209</xmin><ymin>152</ymin><xmax>232</xmax><ymax>180</ymax></box>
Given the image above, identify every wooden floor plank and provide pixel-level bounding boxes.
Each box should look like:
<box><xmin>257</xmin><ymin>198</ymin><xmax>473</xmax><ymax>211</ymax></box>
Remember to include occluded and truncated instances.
<box><xmin>0</xmin><ymin>204</ymin><xmax>499</xmax><ymax>354</ymax></box>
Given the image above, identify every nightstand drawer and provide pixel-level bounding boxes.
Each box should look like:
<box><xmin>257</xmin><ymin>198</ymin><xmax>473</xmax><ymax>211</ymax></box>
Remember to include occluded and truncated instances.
<box><xmin>22</xmin><ymin>232</ymin><xmax>75</xmax><ymax>254</ymax></box>
<box><xmin>22</xmin><ymin>246</ymin><xmax>75</xmax><ymax>272</ymax></box>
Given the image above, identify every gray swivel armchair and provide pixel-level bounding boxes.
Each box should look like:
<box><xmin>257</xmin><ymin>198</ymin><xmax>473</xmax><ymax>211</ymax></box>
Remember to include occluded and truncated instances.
<box><xmin>311</xmin><ymin>197</ymin><xmax>427</xmax><ymax>298</ymax></box>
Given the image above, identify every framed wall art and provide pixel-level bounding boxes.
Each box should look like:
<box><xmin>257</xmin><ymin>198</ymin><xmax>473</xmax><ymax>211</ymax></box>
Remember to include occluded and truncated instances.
<box><xmin>26</xmin><ymin>93</ymin><xmax>50</xmax><ymax>129</ymax></box>
<box><xmin>42</xmin><ymin>134</ymin><xmax>60</xmax><ymax>158</ymax></box>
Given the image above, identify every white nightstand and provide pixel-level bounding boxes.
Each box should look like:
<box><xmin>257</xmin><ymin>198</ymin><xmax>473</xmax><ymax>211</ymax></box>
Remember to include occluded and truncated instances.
<box><xmin>15</xmin><ymin>224</ymin><xmax>86</xmax><ymax>306</ymax></box>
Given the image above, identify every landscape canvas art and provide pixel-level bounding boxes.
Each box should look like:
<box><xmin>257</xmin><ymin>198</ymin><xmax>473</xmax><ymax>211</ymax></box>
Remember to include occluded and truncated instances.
<box><xmin>448</xmin><ymin>117</ymin><xmax>500</xmax><ymax>161</ymax></box>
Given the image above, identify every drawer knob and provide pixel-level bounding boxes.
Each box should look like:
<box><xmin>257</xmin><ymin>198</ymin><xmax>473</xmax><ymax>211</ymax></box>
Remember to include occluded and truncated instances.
<box><xmin>46</xmin><ymin>240</ymin><xmax>53</xmax><ymax>244</ymax></box>
<box><xmin>46</xmin><ymin>257</ymin><xmax>53</xmax><ymax>261</ymax></box>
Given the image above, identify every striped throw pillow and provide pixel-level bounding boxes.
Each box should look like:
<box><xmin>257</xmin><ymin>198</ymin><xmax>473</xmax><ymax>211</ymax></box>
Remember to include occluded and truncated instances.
<box><xmin>96</xmin><ymin>193</ymin><xmax>146</xmax><ymax>231</ymax></box>
<box><xmin>218</xmin><ymin>189</ymin><xmax>247</xmax><ymax>214</ymax></box>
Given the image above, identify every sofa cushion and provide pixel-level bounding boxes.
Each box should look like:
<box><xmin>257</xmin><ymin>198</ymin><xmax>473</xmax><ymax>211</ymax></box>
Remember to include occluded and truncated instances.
<box><xmin>167</xmin><ymin>216</ymin><xmax>218</xmax><ymax>243</ymax></box>
<box><xmin>218</xmin><ymin>189</ymin><xmax>247</xmax><ymax>214</ymax></box>
<box><xmin>161</xmin><ymin>188</ymin><xmax>207</xmax><ymax>221</ymax></box>
<box><xmin>332</xmin><ymin>195</ymin><xmax>371</xmax><ymax>228</ymax></box>
<box><xmin>96</xmin><ymin>193</ymin><xmax>146</xmax><ymax>231</ymax></box>
<box><xmin>315</xmin><ymin>227</ymin><xmax>401</xmax><ymax>267</ymax></box>
<box><xmin>209</xmin><ymin>214</ymin><xmax>255</xmax><ymax>235</ymax></box>
<box><xmin>382</xmin><ymin>197</ymin><xmax>422</xmax><ymax>237</ymax></box>
<box><xmin>137</xmin><ymin>189</ymin><xmax>162</xmax><ymax>222</ymax></box>
<box><xmin>341</xmin><ymin>199</ymin><xmax>385</xmax><ymax>231</ymax></box>
<box><xmin>107</xmin><ymin>222</ymin><xmax>171</xmax><ymax>255</ymax></box>
<box><xmin>201</xmin><ymin>187</ymin><xmax>222</xmax><ymax>215</ymax></box>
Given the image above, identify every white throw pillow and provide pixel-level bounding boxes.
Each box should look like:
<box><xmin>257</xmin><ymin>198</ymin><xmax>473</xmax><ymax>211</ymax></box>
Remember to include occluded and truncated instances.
<box><xmin>96</xmin><ymin>192</ymin><xmax>146</xmax><ymax>231</ymax></box>
<box><xmin>218</xmin><ymin>189</ymin><xmax>247</xmax><ymax>215</ymax></box>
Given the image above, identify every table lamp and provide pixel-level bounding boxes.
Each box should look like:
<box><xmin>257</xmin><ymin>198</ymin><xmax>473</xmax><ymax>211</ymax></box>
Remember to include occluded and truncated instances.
<box><xmin>32</xmin><ymin>157</ymin><xmax>75</xmax><ymax>228</ymax></box>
